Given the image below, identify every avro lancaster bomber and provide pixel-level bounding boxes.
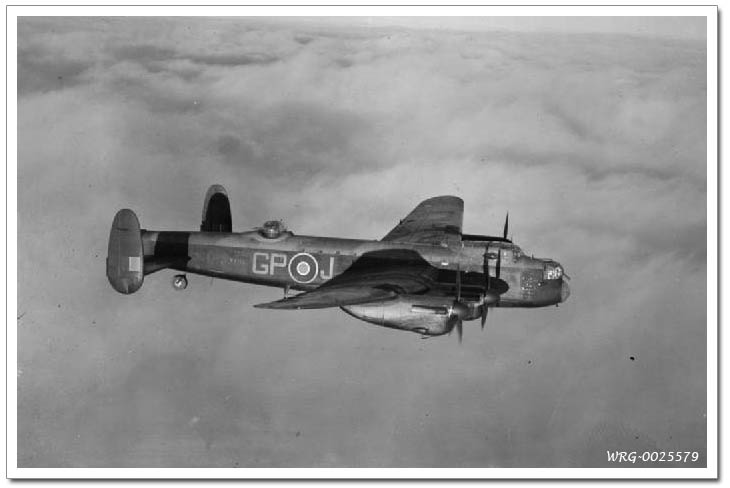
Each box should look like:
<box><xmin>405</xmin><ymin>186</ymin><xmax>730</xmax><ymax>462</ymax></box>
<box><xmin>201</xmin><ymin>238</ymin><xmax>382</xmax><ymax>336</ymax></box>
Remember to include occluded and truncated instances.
<box><xmin>107</xmin><ymin>185</ymin><xmax>570</xmax><ymax>340</ymax></box>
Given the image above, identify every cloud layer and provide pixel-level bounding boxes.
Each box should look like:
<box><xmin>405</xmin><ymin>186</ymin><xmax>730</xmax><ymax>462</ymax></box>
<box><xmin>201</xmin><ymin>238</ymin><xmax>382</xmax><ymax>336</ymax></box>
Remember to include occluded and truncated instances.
<box><xmin>17</xmin><ymin>17</ymin><xmax>707</xmax><ymax>468</ymax></box>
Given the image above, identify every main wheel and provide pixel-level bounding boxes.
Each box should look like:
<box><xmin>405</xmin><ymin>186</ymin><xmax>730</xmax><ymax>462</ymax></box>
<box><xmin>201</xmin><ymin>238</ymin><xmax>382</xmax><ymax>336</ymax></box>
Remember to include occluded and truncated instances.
<box><xmin>172</xmin><ymin>274</ymin><xmax>188</xmax><ymax>290</ymax></box>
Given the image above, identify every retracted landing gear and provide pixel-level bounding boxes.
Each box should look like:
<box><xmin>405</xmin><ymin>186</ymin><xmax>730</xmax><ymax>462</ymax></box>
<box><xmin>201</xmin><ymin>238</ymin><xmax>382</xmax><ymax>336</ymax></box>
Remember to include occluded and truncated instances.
<box><xmin>172</xmin><ymin>274</ymin><xmax>188</xmax><ymax>291</ymax></box>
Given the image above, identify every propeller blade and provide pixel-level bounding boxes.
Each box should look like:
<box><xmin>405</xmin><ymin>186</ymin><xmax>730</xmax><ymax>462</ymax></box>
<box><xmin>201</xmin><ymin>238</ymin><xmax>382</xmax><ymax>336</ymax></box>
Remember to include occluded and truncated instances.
<box><xmin>496</xmin><ymin>247</ymin><xmax>502</xmax><ymax>279</ymax></box>
<box><xmin>503</xmin><ymin>212</ymin><xmax>509</xmax><ymax>240</ymax></box>
<box><xmin>446</xmin><ymin>315</ymin><xmax>462</xmax><ymax>342</ymax></box>
<box><xmin>452</xmin><ymin>266</ymin><xmax>463</xmax><ymax>343</ymax></box>
<box><xmin>481</xmin><ymin>304</ymin><xmax>488</xmax><ymax>329</ymax></box>
<box><xmin>484</xmin><ymin>245</ymin><xmax>491</xmax><ymax>290</ymax></box>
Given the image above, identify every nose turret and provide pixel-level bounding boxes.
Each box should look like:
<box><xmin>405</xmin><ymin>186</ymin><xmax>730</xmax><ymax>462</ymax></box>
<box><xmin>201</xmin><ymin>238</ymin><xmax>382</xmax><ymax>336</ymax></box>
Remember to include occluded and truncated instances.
<box><xmin>537</xmin><ymin>259</ymin><xmax>570</xmax><ymax>306</ymax></box>
<box><xmin>560</xmin><ymin>280</ymin><xmax>571</xmax><ymax>303</ymax></box>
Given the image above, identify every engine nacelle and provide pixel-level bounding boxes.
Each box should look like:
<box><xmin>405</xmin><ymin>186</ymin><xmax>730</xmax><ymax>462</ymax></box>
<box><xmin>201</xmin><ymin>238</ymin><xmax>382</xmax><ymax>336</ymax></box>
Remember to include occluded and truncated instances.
<box><xmin>342</xmin><ymin>295</ymin><xmax>476</xmax><ymax>336</ymax></box>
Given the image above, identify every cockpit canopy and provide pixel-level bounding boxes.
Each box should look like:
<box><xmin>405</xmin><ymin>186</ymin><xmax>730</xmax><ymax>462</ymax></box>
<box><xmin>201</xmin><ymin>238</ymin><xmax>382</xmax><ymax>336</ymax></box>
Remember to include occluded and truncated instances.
<box><xmin>259</xmin><ymin>220</ymin><xmax>287</xmax><ymax>239</ymax></box>
<box><xmin>464</xmin><ymin>239</ymin><xmax>522</xmax><ymax>255</ymax></box>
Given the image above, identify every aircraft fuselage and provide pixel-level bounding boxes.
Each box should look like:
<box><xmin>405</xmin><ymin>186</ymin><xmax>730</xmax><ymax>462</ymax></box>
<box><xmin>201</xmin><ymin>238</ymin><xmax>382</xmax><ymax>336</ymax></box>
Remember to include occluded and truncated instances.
<box><xmin>140</xmin><ymin>229</ymin><xmax>568</xmax><ymax>307</ymax></box>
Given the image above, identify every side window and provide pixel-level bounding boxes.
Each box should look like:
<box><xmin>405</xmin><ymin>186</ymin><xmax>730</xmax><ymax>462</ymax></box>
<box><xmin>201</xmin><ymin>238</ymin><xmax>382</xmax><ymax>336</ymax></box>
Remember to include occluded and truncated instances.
<box><xmin>502</xmin><ymin>248</ymin><xmax>512</xmax><ymax>261</ymax></box>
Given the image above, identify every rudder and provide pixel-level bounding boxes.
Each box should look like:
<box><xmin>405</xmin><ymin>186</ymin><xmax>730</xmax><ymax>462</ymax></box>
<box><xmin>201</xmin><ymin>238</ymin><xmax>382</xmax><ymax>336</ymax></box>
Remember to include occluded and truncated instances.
<box><xmin>201</xmin><ymin>184</ymin><xmax>232</xmax><ymax>232</ymax></box>
<box><xmin>106</xmin><ymin>209</ymin><xmax>144</xmax><ymax>294</ymax></box>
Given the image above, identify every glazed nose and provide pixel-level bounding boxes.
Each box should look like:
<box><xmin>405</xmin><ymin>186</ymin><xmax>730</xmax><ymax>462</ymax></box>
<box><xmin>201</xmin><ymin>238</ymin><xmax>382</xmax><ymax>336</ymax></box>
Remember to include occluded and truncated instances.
<box><xmin>560</xmin><ymin>280</ymin><xmax>571</xmax><ymax>303</ymax></box>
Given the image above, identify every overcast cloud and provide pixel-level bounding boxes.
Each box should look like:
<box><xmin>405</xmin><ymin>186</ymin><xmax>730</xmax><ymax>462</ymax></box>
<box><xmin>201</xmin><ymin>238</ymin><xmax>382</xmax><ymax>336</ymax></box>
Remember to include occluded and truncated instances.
<box><xmin>17</xmin><ymin>16</ymin><xmax>707</xmax><ymax>468</ymax></box>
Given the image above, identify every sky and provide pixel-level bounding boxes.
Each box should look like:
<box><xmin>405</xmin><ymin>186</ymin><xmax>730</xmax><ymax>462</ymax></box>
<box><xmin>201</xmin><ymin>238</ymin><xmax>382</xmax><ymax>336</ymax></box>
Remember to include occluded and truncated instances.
<box><xmin>16</xmin><ymin>16</ymin><xmax>708</xmax><ymax>468</ymax></box>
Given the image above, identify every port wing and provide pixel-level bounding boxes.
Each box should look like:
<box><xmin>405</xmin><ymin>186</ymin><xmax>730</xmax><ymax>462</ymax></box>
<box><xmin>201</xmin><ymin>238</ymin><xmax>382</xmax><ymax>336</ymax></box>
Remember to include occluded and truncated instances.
<box><xmin>381</xmin><ymin>195</ymin><xmax>463</xmax><ymax>246</ymax></box>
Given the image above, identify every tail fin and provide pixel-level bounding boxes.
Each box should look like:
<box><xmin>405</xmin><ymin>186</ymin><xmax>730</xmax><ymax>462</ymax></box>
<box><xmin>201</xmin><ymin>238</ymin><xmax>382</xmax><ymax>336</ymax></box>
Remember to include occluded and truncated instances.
<box><xmin>106</xmin><ymin>209</ymin><xmax>144</xmax><ymax>294</ymax></box>
<box><xmin>201</xmin><ymin>184</ymin><xmax>232</xmax><ymax>232</ymax></box>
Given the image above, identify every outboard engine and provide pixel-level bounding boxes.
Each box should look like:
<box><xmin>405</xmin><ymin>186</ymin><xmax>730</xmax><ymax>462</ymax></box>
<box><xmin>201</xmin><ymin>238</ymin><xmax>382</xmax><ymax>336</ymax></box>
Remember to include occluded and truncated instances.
<box><xmin>342</xmin><ymin>295</ymin><xmax>472</xmax><ymax>336</ymax></box>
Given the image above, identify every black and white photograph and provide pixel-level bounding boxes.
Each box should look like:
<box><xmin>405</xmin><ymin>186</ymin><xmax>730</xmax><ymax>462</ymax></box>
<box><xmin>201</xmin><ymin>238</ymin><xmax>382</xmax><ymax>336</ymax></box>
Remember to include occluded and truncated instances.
<box><xmin>10</xmin><ymin>6</ymin><xmax>717</xmax><ymax>478</ymax></box>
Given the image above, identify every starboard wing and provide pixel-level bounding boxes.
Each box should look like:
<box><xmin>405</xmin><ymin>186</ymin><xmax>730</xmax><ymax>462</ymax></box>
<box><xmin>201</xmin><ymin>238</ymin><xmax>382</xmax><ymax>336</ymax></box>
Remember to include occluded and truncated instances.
<box><xmin>254</xmin><ymin>249</ymin><xmax>438</xmax><ymax>310</ymax></box>
<box><xmin>381</xmin><ymin>195</ymin><xmax>464</xmax><ymax>246</ymax></box>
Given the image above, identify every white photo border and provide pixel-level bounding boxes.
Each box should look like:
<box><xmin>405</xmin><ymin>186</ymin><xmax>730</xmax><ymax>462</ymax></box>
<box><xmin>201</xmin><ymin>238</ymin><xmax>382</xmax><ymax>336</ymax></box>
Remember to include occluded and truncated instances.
<box><xmin>5</xmin><ymin>3</ymin><xmax>718</xmax><ymax>480</ymax></box>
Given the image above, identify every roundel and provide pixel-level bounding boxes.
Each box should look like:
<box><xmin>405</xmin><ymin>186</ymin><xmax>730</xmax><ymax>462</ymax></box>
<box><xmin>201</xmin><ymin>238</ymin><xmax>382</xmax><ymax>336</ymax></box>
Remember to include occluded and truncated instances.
<box><xmin>288</xmin><ymin>252</ymin><xmax>319</xmax><ymax>284</ymax></box>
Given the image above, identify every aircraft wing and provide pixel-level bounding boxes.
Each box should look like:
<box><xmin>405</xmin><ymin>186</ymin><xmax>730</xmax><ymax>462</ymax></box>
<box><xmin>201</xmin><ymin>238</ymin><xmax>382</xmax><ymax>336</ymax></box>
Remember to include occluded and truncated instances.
<box><xmin>381</xmin><ymin>195</ymin><xmax>463</xmax><ymax>246</ymax></box>
<box><xmin>254</xmin><ymin>249</ymin><xmax>438</xmax><ymax>310</ymax></box>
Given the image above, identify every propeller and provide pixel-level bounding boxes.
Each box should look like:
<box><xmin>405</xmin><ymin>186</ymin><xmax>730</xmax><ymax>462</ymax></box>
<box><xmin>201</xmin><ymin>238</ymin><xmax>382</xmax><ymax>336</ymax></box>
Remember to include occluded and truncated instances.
<box><xmin>496</xmin><ymin>244</ymin><xmax>502</xmax><ymax>279</ymax></box>
<box><xmin>480</xmin><ymin>212</ymin><xmax>509</xmax><ymax>329</ymax></box>
<box><xmin>446</xmin><ymin>266</ymin><xmax>469</xmax><ymax>343</ymax></box>
<box><xmin>446</xmin><ymin>314</ymin><xmax>463</xmax><ymax>343</ymax></box>
<box><xmin>481</xmin><ymin>246</ymin><xmax>490</xmax><ymax>329</ymax></box>
<box><xmin>451</xmin><ymin>266</ymin><xmax>464</xmax><ymax>343</ymax></box>
<box><xmin>480</xmin><ymin>246</ymin><xmax>501</xmax><ymax>330</ymax></box>
<box><xmin>449</xmin><ymin>212</ymin><xmax>512</xmax><ymax>338</ymax></box>
<box><xmin>492</xmin><ymin>213</ymin><xmax>508</xmax><ymax>309</ymax></box>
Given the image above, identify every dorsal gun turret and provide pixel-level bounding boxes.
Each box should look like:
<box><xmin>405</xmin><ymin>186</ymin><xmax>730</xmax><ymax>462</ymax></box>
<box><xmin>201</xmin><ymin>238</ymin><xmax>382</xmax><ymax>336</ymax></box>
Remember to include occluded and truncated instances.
<box><xmin>258</xmin><ymin>220</ymin><xmax>287</xmax><ymax>239</ymax></box>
